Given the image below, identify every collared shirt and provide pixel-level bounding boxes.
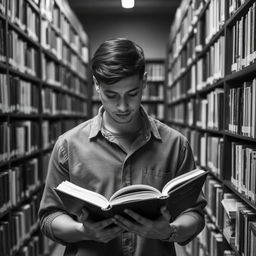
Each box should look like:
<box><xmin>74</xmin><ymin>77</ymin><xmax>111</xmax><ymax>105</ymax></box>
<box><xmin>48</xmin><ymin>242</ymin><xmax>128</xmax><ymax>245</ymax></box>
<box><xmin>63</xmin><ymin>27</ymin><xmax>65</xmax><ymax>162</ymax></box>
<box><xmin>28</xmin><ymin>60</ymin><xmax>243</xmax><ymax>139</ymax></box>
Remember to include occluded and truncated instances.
<box><xmin>39</xmin><ymin>106</ymin><xmax>206</xmax><ymax>256</ymax></box>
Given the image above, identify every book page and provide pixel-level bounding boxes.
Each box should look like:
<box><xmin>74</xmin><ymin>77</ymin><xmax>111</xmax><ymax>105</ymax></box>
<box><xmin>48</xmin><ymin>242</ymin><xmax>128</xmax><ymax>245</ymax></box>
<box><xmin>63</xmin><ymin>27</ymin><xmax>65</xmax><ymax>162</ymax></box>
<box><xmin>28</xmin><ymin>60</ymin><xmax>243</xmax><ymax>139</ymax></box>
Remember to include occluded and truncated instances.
<box><xmin>109</xmin><ymin>184</ymin><xmax>161</xmax><ymax>203</ymax></box>
<box><xmin>56</xmin><ymin>181</ymin><xmax>110</xmax><ymax>208</ymax></box>
<box><xmin>110</xmin><ymin>191</ymin><xmax>162</xmax><ymax>206</ymax></box>
<box><xmin>162</xmin><ymin>169</ymin><xmax>205</xmax><ymax>195</ymax></box>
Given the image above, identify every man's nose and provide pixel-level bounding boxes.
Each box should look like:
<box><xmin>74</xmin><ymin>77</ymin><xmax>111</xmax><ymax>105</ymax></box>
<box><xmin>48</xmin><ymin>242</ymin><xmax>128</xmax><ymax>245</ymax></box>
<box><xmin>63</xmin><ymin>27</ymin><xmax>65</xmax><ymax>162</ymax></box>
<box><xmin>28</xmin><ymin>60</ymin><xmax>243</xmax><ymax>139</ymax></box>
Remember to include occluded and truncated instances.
<box><xmin>117</xmin><ymin>97</ymin><xmax>128</xmax><ymax>112</ymax></box>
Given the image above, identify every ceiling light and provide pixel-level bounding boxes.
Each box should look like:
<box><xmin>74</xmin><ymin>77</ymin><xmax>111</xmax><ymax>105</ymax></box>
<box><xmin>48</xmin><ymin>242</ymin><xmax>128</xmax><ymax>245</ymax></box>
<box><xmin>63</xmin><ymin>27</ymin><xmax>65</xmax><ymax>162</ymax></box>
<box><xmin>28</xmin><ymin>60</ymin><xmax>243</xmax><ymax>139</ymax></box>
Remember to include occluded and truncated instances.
<box><xmin>121</xmin><ymin>0</ymin><xmax>135</xmax><ymax>9</ymax></box>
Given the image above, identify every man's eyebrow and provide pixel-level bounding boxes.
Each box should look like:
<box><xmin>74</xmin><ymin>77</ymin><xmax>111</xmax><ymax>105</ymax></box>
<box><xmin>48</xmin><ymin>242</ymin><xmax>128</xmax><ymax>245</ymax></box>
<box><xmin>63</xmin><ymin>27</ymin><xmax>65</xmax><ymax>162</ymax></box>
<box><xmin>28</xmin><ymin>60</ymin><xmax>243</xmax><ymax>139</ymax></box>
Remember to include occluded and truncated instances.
<box><xmin>104</xmin><ymin>87</ymin><xmax>140</xmax><ymax>93</ymax></box>
<box><xmin>104</xmin><ymin>90</ymin><xmax>117</xmax><ymax>94</ymax></box>
<box><xmin>127</xmin><ymin>87</ymin><xmax>140</xmax><ymax>92</ymax></box>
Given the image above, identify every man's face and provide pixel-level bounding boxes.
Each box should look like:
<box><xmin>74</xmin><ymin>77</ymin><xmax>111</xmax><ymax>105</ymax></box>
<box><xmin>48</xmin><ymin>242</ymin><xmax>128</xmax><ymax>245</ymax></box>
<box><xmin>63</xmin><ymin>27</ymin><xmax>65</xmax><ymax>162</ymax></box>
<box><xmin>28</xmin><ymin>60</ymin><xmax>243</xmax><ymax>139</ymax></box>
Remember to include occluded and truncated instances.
<box><xmin>95</xmin><ymin>74</ymin><xmax>146</xmax><ymax>125</ymax></box>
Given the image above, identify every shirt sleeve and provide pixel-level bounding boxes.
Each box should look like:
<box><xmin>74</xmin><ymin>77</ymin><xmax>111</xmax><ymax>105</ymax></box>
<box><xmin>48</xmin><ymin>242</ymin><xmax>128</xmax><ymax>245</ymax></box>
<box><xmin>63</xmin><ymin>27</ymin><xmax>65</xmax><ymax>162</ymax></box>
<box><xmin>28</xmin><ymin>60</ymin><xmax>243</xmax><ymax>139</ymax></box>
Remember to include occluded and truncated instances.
<box><xmin>174</xmin><ymin>137</ymin><xmax>207</xmax><ymax>245</ymax></box>
<box><xmin>38</xmin><ymin>135</ymin><xmax>73</xmax><ymax>244</ymax></box>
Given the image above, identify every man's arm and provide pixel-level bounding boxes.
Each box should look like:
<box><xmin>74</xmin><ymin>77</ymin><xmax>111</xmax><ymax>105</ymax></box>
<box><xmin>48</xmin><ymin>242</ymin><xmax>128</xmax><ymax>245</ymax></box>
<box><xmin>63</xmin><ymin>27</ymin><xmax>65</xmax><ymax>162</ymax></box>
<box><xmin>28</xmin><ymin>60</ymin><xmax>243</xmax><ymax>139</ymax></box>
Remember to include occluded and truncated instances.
<box><xmin>113</xmin><ymin>206</ymin><xmax>204</xmax><ymax>244</ymax></box>
<box><xmin>39</xmin><ymin>137</ymin><xmax>123</xmax><ymax>244</ymax></box>
<box><xmin>50</xmin><ymin>211</ymin><xmax>123</xmax><ymax>244</ymax></box>
<box><xmin>113</xmin><ymin>137</ymin><xmax>206</xmax><ymax>243</ymax></box>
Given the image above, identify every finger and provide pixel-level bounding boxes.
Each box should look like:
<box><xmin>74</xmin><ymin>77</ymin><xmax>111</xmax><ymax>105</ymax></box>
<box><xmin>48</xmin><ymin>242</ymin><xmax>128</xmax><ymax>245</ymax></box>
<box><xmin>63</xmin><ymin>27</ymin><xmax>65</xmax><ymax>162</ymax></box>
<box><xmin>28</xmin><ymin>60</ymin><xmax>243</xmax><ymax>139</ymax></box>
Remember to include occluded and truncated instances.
<box><xmin>160</xmin><ymin>206</ymin><xmax>171</xmax><ymax>221</ymax></box>
<box><xmin>124</xmin><ymin>209</ymin><xmax>151</xmax><ymax>226</ymax></box>
<box><xmin>104</xmin><ymin>227</ymin><xmax>123</xmax><ymax>238</ymax></box>
<box><xmin>114</xmin><ymin>215</ymin><xmax>143</xmax><ymax>234</ymax></box>
<box><xmin>99</xmin><ymin>227</ymin><xmax>123</xmax><ymax>243</ymax></box>
<box><xmin>113</xmin><ymin>216</ymin><xmax>129</xmax><ymax>231</ymax></box>
<box><xmin>93</xmin><ymin>218</ymin><xmax>114</xmax><ymax>230</ymax></box>
<box><xmin>79</xmin><ymin>208</ymin><xmax>89</xmax><ymax>222</ymax></box>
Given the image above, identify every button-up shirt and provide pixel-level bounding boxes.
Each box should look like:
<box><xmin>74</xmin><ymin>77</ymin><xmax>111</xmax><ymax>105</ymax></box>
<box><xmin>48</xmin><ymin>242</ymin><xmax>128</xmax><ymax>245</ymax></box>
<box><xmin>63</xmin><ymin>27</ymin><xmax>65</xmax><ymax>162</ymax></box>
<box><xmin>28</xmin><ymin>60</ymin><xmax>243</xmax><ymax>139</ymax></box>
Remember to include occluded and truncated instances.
<box><xmin>39</xmin><ymin>106</ymin><xmax>206</xmax><ymax>256</ymax></box>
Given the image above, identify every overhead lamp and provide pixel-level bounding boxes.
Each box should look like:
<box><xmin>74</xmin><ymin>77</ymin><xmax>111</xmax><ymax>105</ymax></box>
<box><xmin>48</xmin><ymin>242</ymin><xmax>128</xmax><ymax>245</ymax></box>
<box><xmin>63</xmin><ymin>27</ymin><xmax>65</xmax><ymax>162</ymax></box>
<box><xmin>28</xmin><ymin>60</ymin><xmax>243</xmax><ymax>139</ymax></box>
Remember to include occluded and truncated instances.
<box><xmin>121</xmin><ymin>0</ymin><xmax>135</xmax><ymax>9</ymax></box>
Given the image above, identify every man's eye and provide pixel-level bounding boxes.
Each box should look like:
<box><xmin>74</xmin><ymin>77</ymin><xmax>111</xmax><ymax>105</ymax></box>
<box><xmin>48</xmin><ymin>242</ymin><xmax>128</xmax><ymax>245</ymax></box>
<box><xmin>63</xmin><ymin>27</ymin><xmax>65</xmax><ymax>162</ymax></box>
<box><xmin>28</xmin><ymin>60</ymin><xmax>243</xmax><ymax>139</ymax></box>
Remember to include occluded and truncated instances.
<box><xmin>129</xmin><ymin>92</ymin><xmax>138</xmax><ymax>97</ymax></box>
<box><xmin>106</xmin><ymin>94</ymin><xmax>116</xmax><ymax>98</ymax></box>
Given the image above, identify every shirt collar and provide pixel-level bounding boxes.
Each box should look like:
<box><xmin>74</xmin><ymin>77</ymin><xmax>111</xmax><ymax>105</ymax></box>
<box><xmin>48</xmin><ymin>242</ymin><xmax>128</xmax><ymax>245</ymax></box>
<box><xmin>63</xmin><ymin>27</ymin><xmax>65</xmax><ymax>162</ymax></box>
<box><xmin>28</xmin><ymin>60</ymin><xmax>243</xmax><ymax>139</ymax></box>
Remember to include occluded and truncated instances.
<box><xmin>88</xmin><ymin>105</ymin><xmax>161</xmax><ymax>140</ymax></box>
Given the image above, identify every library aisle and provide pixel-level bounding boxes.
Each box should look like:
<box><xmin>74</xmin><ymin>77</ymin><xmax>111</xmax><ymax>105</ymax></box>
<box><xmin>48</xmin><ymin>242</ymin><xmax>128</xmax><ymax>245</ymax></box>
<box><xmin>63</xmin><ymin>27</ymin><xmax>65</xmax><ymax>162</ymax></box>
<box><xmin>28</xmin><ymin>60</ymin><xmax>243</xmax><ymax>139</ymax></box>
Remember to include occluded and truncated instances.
<box><xmin>1</xmin><ymin>0</ymin><xmax>256</xmax><ymax>256</ymax></box>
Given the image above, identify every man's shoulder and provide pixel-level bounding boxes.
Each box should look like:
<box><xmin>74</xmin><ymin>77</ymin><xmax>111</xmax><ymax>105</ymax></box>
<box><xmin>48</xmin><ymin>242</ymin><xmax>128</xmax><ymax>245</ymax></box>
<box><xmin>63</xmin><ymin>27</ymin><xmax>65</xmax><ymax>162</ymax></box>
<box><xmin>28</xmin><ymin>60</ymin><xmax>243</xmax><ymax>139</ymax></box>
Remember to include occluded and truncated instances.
<box><xmin>151</xmin><ymin>118</ymin><xmax>188</xmax><ymax>142</ymax></box>
<box><xmin>59</xmin><ymin>117</ymin><xmax>95</xmax><ymax>141</ymax></box>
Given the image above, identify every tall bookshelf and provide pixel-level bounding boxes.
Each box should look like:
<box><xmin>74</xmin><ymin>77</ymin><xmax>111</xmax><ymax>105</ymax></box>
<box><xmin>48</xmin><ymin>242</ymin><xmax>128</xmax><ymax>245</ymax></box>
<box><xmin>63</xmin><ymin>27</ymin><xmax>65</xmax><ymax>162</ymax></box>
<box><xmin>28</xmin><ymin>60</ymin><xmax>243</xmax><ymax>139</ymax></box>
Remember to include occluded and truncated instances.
<box><xmin>0</xmin><ymin>0</ymin><xmax>89</xmax><ymax>255</ymax></box>
<box><xmin>166</xmin><ymin>0</ymin><xmax>256</xmax><ymax>255</ymax></box>
<box><xmin>91</xmin><ymin>59</ymin><xmax>165</xmax><ymax>121</ymax></box>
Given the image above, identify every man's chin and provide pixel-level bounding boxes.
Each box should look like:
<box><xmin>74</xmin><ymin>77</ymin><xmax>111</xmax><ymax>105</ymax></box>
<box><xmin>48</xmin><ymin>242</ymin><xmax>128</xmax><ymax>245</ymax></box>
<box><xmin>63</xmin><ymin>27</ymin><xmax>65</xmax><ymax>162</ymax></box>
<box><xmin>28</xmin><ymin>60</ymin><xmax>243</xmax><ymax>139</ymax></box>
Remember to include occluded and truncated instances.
<box><xmin>113</xmin><ymin>116</ymin><xmax>133</xmax><ymax>124</ymax></box>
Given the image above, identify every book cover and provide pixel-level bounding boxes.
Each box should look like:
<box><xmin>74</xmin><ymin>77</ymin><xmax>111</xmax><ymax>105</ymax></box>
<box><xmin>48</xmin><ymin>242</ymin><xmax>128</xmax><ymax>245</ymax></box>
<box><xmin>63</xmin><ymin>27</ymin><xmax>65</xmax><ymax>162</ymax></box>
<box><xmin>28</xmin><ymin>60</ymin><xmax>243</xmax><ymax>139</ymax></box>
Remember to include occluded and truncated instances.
<box><xmin>55</xmin><ymin>169</ymin><xmax>208</xmax><ymax>221</ymax></box>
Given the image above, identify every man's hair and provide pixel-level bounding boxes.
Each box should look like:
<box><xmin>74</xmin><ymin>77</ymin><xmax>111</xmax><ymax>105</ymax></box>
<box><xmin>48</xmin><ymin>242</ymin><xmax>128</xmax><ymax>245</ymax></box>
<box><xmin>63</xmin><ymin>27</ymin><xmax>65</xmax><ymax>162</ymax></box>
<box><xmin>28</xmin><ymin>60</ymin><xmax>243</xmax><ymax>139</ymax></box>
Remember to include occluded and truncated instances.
<box><xmin>91</xmin><ymin>38</ymin><xmax>145</xmax><ymax>85</ymax></box>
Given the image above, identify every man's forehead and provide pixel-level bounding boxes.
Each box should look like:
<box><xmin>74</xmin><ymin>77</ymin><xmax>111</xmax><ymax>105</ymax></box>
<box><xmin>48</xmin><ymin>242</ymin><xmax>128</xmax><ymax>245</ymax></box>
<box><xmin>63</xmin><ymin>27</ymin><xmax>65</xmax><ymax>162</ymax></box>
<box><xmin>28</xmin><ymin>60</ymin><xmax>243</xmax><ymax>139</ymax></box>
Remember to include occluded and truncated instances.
<box><xmin>103</xmin><ymin>85</ymin><xmax>140</xmax><ymax>93</ymax></box>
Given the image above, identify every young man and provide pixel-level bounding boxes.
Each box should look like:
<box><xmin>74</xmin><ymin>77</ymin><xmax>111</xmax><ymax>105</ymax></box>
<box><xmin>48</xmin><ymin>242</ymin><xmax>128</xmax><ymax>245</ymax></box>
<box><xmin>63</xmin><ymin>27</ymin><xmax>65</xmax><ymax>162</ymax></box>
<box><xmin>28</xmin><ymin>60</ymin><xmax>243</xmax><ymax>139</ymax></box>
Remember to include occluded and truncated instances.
<box><xmin>39</xmin><ymin>38</ymin><xmax>206</xmax><ymax>256</ymax></box>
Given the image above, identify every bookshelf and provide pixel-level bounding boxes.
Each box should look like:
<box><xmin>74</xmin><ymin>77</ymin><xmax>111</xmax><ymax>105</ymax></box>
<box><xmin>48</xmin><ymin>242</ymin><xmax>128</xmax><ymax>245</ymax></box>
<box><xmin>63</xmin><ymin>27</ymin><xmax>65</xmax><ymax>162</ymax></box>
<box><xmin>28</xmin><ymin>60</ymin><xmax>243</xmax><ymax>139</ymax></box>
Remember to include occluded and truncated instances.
<box><xmin>91</xmin><ymin>59</ymin><xmax>165</xmax><ymax>120</ymax></box>
<box><xmin>166</xmin><ymin>0</ymin><xmax>256</xmax><ymax>255</ymax></box>
<box><xmin>0</xmin><ymin>0</ymin><xmax>89</xmax><ymax>255</ymax></box>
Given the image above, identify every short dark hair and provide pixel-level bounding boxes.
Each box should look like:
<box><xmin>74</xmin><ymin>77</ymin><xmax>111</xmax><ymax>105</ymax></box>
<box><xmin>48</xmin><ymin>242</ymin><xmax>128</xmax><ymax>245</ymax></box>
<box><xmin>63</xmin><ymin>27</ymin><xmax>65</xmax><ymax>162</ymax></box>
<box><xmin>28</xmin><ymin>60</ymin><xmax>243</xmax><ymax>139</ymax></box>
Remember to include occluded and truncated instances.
<box><xmin>91</xmin><ymin>38</ymin><xmax>145</xmax><ymax>85</ymax></box>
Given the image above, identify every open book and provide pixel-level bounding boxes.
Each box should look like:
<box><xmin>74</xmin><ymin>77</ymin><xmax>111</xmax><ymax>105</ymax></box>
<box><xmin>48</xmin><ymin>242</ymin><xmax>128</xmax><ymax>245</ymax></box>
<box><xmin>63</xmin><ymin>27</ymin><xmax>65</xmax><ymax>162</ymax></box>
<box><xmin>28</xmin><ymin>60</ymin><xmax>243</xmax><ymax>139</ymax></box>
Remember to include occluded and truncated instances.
<box><xmin>54</xmin><ymin>168</ymin><xmax>207</xmax><ymax>220</ymax></box>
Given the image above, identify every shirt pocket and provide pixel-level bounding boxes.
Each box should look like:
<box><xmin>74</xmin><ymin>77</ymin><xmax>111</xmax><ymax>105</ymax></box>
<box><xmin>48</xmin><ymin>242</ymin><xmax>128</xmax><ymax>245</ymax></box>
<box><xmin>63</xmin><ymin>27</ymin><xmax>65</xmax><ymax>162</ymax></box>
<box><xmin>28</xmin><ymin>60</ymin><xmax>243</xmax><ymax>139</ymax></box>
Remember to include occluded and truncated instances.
<box><xmin>142</xmin><ymin>168</ymin><xmax>171</xmax><ymax>191</ymax></box>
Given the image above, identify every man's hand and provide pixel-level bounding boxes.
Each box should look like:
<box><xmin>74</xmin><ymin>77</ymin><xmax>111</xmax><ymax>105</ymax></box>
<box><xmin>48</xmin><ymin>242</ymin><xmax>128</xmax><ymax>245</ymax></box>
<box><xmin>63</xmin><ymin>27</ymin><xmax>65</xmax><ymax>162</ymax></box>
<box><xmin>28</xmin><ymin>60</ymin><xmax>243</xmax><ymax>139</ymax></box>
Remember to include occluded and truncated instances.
<box><xmin>78</xmin><ymin>208</ymin><xmax>124</xmax><ymax>243</ymax></box>
<box><xmin>113</xmin><ymin>206</ymin><xmax>172</xmax><ymax>240</ymax></box>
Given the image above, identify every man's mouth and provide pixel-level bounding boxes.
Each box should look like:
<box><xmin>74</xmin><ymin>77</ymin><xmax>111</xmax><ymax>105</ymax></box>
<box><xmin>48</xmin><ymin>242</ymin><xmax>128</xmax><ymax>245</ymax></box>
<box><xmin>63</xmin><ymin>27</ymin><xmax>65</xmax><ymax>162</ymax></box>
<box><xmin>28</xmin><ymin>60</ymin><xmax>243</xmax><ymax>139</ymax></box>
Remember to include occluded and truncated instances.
<box><xmin>116</xmin><ymin>112</ymin><xmax>130</xmax><ymax>117</ymax></box>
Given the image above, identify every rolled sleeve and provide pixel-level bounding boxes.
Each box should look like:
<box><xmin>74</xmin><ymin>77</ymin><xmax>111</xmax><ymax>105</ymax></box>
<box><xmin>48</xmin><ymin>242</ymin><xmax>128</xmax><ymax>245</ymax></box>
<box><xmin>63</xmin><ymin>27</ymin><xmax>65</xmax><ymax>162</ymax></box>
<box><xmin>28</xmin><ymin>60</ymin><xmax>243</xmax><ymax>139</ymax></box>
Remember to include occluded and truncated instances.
<box><xmin>174</xmin><ymin>138</ymin><xmax>207</xmax><ymax>243</ymax></box>
<box><xmin>39</xmin><ymin>136</ymin><xmax>71</xmax><ymax>240</ymax></box>
<box><xmin>40</xmin><ymin>210</ymin><xmax>68</xmax><ymax>245</ymax></box>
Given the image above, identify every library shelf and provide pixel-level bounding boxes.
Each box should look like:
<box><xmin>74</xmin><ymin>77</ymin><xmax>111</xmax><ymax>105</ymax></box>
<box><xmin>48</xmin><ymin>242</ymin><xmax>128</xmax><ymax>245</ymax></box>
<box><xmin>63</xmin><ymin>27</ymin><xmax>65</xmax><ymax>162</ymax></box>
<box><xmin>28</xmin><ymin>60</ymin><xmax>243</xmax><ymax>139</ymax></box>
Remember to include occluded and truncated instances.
<box><xmin>224</xmin><ymin>181</ymin><xmax>256</xmax><ymax>211</ymax></box>
<box><xmin>224</xmin><ymin>131</ymin><xmax>256</xmax><ymax>143</ymax></box>
<box><xmin>27</xmin><ymin>0</ymin><xmax>40</xmax><ymax>13</ymax></box>
<box><xmin>166</xmin><ymin>0</ymin><xmax>256</xmax><ymax>255</ymax></box>
<box><xmin>9</xmin><ymin>150</ymin><xmax>41</xmax><ymax>165</ymax></box>
<box><xmin>205</xmin><ymin>207</ymin><xmax>223</xmax><ymax>232</ymax></box>
<box><xmin>197</xmin><ymin>79</ymin><xmax>224</xmax><ymax>95</ymax></box>
<box><xmin>43</xmin><ymin>82</ymin><xmax>87</xmax><ymax>101</ymax></box>
<box><xmin>141</xmin><ymin>99</ymin><xmax>164</xmax><ymax>104</ymax></box>
<box><xmin>0</xmin><ymin>62</ymin><xmax>7</xmax><ymax>70</ymax></box>
<box><xmin>51</xmin><ymin>22</ymin><xmax>61</xmax><ymax>36</ymax></box>
<box><xmin>196</xmin><ymin>127</ymin><xmax>224</xmax><ymax>135</ymax></box>
<box><xmin>167</xmin><ymin>96</ymin><xmax>188</xmax><ymax>107</ymax></box>
<box><xmin>225</xmin><ymin>62</ymin><xmax>256</xmax><ymax>82</ymax></box>
<box><xmin>0</xmin><ymin>11</ymin><xmax>5</xmax><ymax>20</ymax></box>
<box><xmin>225</xmin><ymin>0</ymin><xmax>255</xmax><ymax>27</ymax></box>
<box><xmin>0</xmin><ymin>150</ymin><xmax>41</xmax><ymax>170</ymax></box>
<box><xmin>0</xmin><ymin>1</ymin><xmax>90</xmax><ymax>255</ymax></box>
<box><xmin>9</xmin><ymin>67</ymin><xmax>41</xmax><ymax>83</ymax></box>
<box><xmin>42</xmin><ymin>47</ymin><xmax>61</xmax><ymax>62</ymax></box>
<box><xmin>0</xmin><ymin>160</ymin><xmax>8</xmax><ymax>169</ymax></box>
<box><xmin>222</xmin><ymin>233</ymin><xmax>240</xmax><ymax>256</ymax></box>
<box><xmin>60</xmin><ymin>114</ymin><xmax>87</xmax><ymax>119</ymax></box>
<box><xmin>197</xmin><ymin>26</ymin><xmax>225</xmax><ymax>59</ymax></box>
<box><xmin>205</xmin><ymin>169</ymin><xmax>222</xmax><ymax>184</ymax></box>
<box><xmin>9</xmin><ymin>113</ymin><xmax>41</xmax><ymax>119</ymax></box>
<box><xmin>42</xmin><ymin>114</ymin><xmax>87</xmax><ymax>120</ymax></box>
<box><xmin>8</xmin><ymin>21</ymin><xmax>40</xmax><ymax>47</ymax></box>
<box><xmin>166</xmin><ymin>120</ymin><xmax>189</xmax><ymax>128</ymax></box>
<box><xmin>147</xmin><ymin>79</ymin><xmax>165</xmax><ymax>83</ymax></box>
<box><xmin>42</xmin><ymin>144</ymin><xmax>55</xmax><ymax>153</ymax></box>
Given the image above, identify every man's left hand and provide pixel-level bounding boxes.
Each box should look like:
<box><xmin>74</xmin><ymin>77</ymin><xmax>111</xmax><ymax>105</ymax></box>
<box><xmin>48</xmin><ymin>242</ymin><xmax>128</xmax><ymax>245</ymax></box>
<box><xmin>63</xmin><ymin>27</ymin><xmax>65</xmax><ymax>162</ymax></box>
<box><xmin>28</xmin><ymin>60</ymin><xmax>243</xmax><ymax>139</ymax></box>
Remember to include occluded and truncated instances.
<box><xmin>113</xmin><ymin>206</ymin><xmax>173</xmax><ymax>240</ymax></box>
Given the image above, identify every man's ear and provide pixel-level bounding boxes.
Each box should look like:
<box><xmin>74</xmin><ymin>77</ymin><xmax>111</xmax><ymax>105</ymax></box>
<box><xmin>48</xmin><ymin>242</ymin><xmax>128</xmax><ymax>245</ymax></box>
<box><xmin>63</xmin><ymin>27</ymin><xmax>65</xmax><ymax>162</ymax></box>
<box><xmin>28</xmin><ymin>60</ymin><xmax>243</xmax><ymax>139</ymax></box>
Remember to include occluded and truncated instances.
<box><xmin>142</xmin><ymin>72</ymin><xmax>147</xmax><ymax>89</ymax></box>
<box><xmin>93</xmin><ymin>76</ymin><xmax>100</xmax><ymax>92</ymax></box>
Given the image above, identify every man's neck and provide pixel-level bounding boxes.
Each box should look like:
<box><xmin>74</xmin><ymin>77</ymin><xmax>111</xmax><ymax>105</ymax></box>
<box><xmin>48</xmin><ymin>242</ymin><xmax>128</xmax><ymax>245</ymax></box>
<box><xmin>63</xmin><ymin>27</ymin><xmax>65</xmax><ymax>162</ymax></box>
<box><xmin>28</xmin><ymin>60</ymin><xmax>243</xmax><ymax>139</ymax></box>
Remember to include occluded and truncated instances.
<box><xmin>103</xmin><ymin>111</ymin><xmax>143</xmax><ymax>135</ymax></box>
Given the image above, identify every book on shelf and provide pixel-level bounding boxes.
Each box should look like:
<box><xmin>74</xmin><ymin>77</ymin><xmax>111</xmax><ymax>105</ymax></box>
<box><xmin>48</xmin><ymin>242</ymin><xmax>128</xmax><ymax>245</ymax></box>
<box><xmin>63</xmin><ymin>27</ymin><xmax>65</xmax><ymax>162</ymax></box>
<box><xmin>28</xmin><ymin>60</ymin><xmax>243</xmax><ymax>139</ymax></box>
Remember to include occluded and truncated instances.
<box><xmin>231</xmin><ymin>3</ymin><xmax>256</xmax><ymax>72</ymax></box>
<box><xmin>221</xmin><ymin>195</ymin><xmax>246</xmax><ymax>245</ymax></box>
<box><xmin>231</xmin><ymin>142</ymin><xmax>256</xmax><ymax>202</ymax></box>
<box><xmin>228</xmin><ymin>78</ymin><xmax>256</xmax><ymax>138</ymax></box>
<box><xmin>0</xmin><ymin>19</ymin><xmax>5</xmax><ymax>62</ymax></box>
<box><xmin>236</xmin><ymin>208</ymin><xmax>256</xmax><ymax>256</ymax></box>
<box><xmin>55</xmin><ymin>168</ymin><xmax>208</xmax><ymax>221</ymax></box>
<box><xmin>249</xmin><ymin>221</ymin><xmax>256</xmax><ymax>256</ymax></box>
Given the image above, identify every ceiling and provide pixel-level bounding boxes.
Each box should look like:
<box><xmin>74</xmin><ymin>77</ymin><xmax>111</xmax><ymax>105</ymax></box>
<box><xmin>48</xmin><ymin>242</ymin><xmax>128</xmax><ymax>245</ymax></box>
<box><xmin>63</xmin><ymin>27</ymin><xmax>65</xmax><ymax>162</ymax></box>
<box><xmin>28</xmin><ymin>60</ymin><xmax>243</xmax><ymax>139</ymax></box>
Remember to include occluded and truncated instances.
<box><xmin>67</xmin><ymin>0</ymin><xmax>181</xmax><ymax>15</ymax></box>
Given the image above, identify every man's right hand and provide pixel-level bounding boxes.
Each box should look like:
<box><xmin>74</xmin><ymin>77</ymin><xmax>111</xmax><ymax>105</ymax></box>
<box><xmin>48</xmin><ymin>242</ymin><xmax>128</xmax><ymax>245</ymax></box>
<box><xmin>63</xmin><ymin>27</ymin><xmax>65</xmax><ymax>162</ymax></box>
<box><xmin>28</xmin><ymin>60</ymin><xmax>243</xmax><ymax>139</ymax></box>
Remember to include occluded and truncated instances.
<box><xmin>78</xmin><ymin>208</ymin><xmax>124</xmax><ymax>243</ymax></box>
